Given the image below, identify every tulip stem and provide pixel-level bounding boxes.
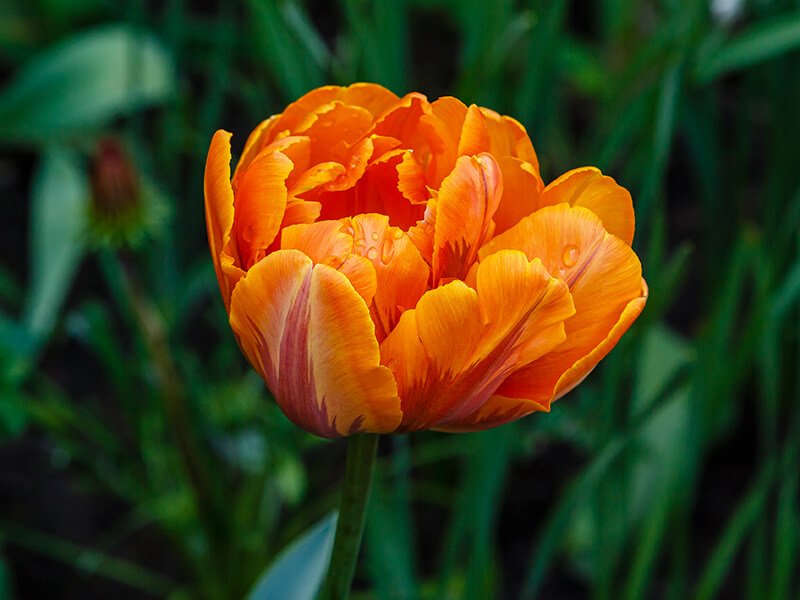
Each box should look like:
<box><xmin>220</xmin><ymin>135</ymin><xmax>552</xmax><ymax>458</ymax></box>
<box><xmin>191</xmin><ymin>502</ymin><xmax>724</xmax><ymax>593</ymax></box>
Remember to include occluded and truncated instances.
<box><xmin>321</xmin><ymin>433</ymin><xmax>380</xmax><ymax>600</ymax></box>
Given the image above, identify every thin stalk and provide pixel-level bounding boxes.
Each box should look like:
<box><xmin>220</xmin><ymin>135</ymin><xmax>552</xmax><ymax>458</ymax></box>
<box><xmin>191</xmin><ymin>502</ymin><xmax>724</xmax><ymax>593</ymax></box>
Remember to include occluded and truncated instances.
<box><xmin>321</xmin><ymin>434</ymin><xmax>380</xmax><ymax>600</ymax></box>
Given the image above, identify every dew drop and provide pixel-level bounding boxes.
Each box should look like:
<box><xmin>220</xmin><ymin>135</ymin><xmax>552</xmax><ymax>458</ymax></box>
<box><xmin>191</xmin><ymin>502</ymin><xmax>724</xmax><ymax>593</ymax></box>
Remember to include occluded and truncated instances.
<box><xmin>367</xmin><ymin>247</ymin><xmax>378</xmax><ymax>260</ymax></box>
<box><xmin>555</xmin><ymin>266</ymin><xmax>567</xmax><ymax>279</ymax></box>
<box><xmin>371</xmin><ymin>231</ymin><xmax>379</xmax><ymax>241</ymax></box>
<box><xmin>242</xmin><ymin>225</ymin><xmax>256</xmax><ymax>243</ymax></box>
<box><xmin>393</xmin><ymin>229</ymin><xmax>404</xmax><ymax>239</ymax></box>
<box><xmin>562</xmin><ymin>244</ymin><xmax>580</xmax><ymax>268</ymax></box>
<box><xmin>380</xmin><ymin>239</ymin><xmax>395</xmax><ymax>264</ymax></box>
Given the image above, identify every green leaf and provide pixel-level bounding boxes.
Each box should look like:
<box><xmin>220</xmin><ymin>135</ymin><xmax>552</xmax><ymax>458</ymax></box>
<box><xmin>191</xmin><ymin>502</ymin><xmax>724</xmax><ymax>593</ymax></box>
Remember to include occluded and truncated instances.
<box><xmin>245</xmin><ymin>512</ymin><xmax>337</xmax><ymax>600</ymax></box>
<box><xmin>0</xmin><ymin>24</ymin><xmax>175</xmax><ymax>141</ymax></box>
<box><xmin>23</xmin><ymin>146</ymin><xmax>88</xmax><ymax>342</ymax></box>
<box><xmin>695</xmin><ymin>14</ymin><xmax>800</xmax><ymax>83</ymax></box>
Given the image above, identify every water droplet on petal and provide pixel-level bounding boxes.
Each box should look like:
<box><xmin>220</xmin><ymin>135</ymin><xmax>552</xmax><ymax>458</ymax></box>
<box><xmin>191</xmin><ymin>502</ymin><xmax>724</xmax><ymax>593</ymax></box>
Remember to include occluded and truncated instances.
<box><xmin>562</xmin><ymin>244</ymin><xmax>580</xmax><ymax>268</ymax></box>
<box><xmin>393</xmin><ymin>229</ymin><xmax>404</xmax><ymax>240</ymax></box>
<box><xmin>367</xmin><ymin>247</ymin><xmax>378</xmax><ymax>260</ymax></box>
<box><xmin>242</xmin><ymin>225</ymin><xmax>256</xmax><ymax>243</ymax></box>
<box><xmin>371</xmin><ymin>231</ymin><xmax>379</xmax><ymax>241</ymax></box>
<box><xmin>380</xmin><ymin>239</ymin><xmax>395</xmax><ymax>264</ymax></box>
<box><xmin>555</xmin><ymin>266</ymin><xmax>567</xmax><ymax>279</ymax></box>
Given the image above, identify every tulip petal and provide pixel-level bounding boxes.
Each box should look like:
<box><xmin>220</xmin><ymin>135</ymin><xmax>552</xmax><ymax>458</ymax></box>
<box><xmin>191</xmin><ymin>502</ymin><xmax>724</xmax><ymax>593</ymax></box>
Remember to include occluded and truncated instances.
<box><xmin>492</xmin><ymin>156</ymin><xmax>544</xmax><ymax>235</ymax></box>
<box><xmin>229</xmin><ymin>249</ymin><xmax>402</xmax><ymax>438</ymax></box>
<box><xmin>348</xmin><ymin>214</ymin><xmax>430</xmax><ymax>340</ymax></box>
<box><xmin>233</xmin><ymin>116</ymin><xmax>280</xmax><ymax>181</ymax></box>
<box><xmin>381</xmin><ymin>250</ymin><xmax>573</xmax><ymax>431</ymax></box>
<box><xmin>432</xmin><ymin>153</ymin><xmax>502</xmax><ymax>283</ymax></box>
<box><xmin>204</xmin><ymin>130</ymin><xmax>245</xmax><ymax>310</ymax></box>
<box><xmin>458</xmin><ymin>104</ymin><xmax>491</xmax><ymax>157</ymax></box>
<box><xmin>539</xmin><ymin>167</ymin><xmax>635</xmax><ymax>245</ymax></box>
<box><xmin>478</xmin><ymin>203</ymin><xmax>646</xmax><ymax>410</ymax></box>
<box><xmin>485</xmin><ymin>110</ymin><xmax>539</xmax><ymax>175</ymax></box>
<box><xmin>282</xmin><ymin>216</ymin><xmax>429</xmax><ymax>340</ymax></box>
<box><xmin>296</xmin><ymin>102</ymin><xmax>375</xmax><ymax>165</ymax></box>
<box><xmin>280</xmin><ymin>220</ymin><xmax>378</xmax><ymax>305</ymax></box>
<box><xmin>231</xmin><ymin>149</ymin><xmax>294</xmax><ymax>270</ymax></box>
<box><xmin>342</xmin><ymin>82</ymin><xmax>401</xmax><ymax>117</ymax></box>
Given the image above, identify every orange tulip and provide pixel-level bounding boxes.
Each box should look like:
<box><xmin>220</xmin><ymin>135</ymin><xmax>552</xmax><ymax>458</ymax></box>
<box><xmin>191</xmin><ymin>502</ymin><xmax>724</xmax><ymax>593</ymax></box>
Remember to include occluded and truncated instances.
<box><xmin>205</xmin><ymin>83</ymin><xmax>648</xmax><ymax>438</ymax></box>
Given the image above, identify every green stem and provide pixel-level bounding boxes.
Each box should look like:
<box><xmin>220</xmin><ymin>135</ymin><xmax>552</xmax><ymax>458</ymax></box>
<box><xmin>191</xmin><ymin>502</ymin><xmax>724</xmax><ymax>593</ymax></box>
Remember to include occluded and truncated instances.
<box><xmin>321</xmin><ymin>434</ymin><xmax>380</xmax><ymax>600</ymax></box>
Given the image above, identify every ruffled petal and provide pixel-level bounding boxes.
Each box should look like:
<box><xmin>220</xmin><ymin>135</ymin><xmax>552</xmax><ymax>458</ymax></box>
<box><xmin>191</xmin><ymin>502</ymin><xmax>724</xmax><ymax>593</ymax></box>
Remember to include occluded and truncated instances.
<box><xmin>342</xmin><ymin>82</ymin><xmax>401</xmax><ymax>117</ymax></box>
<box><xmin>432</xmin><ymin>153</ymin><xmax>502</xmax><ymax>283</ymax></box>
<box><xmin>204</xmin><ymin>130</ymin><xmax>244</xmax><ymax>311</ymax></box>
<box><xmin>381</xmin><ymin>250</ymin><xmax>574</xmax><ymax>431</ymax></box>
<box><xmin>280</xmin><ymin>220</ymin><xmax>378</xmax><ymax>305</ymax></box>
<box><xmin>485</xmin><ymin>110</ymin><xmax>539</xmax><ymax>174</ymax></box>
<box><xmin>282</xmin><ymin>216</ymin><xmax>429</xmax><ymax>340</ymax></box>
<box><xmin>348</xmin><ymin>214</ymin><xmax>430</xmax><ymax>340</ymax></box>
<box><xmin>491</xmin><ymin>156</ymin><xmax>544</xmax><ymax>235</ymax></box>
<box><xmin>458</xmin><ymin>104</ymin><xmax>491</xmax><ymax>157</ymax></box>
<box><xmin>295</xmin><ymin>102</ymin><xmax>375</xmax><ymax>167</ymax></box>
<box><xmin>539</xmin><ymin>167</ymin><xmax>635</xmax><ymax>245</ymax></box>
<box><xmin>317</xmin><ymin>150</ymin><xmax>426</xmax><ymax>228</ymax></box>
<box><xmin>479</xmin><ymin>203</ymin><xmax>646</xmax><ymax>409</ymax></box>
<box><xmin>232</xmin><ymin>116</ymin><xmax>280</xmax><ymax>181</ymax></box>
<box><xmin>229</xmin><ymin>249</ymin><xmax>402</xmax><ymax>438</ymax></box>
<box><xmin>231</xmin><ymin>149</ymin><xmax>294</xmax><ymax>270</ymax></box>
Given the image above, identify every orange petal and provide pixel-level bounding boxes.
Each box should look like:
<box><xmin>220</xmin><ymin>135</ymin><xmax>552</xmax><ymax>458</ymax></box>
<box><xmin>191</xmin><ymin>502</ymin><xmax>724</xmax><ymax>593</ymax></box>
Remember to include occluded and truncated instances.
<box><xmin>348</xmin><ymin>214</ymin><xmax>430</xmax><ymax>340</ymax></box>
<box><xmin>433</xmin><ymin>394</ymin><xmax>548</xmax><ymax>433</ymax></box>
<box><xmin>458</xmin><ymin>104</ymin><xmax>491</xmax><ymax>157</ymax></box>
<box><xmin>480</xmin><ymin>203</ymin><xmax>646</xmax><ymax>408</ymax></box>
<box><xmin>282</xmin><ymin>216</ymin><xmax>429</xmax><ymax>339</ymax></box>
<box><xmin>381</xmin><ymin>250</ymin><xmax>574</xmax><ymax>431</ymax></box>
<box><xmin>427</xmin><ymin>96</ymin><xmax>467</xmax><ymax>186</ymax></box>
<box><xmin>540</xmin><ymin>167</ymin><xmax>635</xmax><ymax>245</ymax></box>
<box><xmin>233</xmin><ymin>116</ymin><xmax>280</xmax><ymax>181</ymax></box>
<box><xmin>342</xmin><ymin>82</ymin><xmax>400</xmax><ymax>117</ymax></box>
<box><xmin>381</xmin><ymin>281</ymin><xmax>482</xmax><ymax>431</ymax></box>
<box><xmin>290</xmin><ymin>161</ymin><xmax>346</xmax><ymax>197</ymax></box>
<box><xmin>371</xmin><ymin>93</ymin><xmax>451</xmax><ymax>183</ymax></box>
<box><xmin>485</xmin><ymin>110</ymin><xmax>539</xmax><ymax>174</ymax></box>
<box><xmin>316</xmin><ymin>151</ymin><xmax>426</xmax><ymax>228</ymax></box>
<box><xmin>280</xmin><ymin>220</ymin><xmax>377</xmax><ymax>305</ymax></box>
<box><xmin>229</xmin><ymin>249</ymin><xmax>402</xmax><ymax>438</ymax></box>
<box><xmin>430</xmin><ymin>96</ymin><xmax>468</xmax><ymax>136</ymax></box>
<box><xmin>491</xmin><ymin>156</ymin><xmax>544</xmax><ymax>235</ymax></box>
<box><xmin>274</xmin><ymin>86</ymin><xmax>345</xmax><ymax>133</ymax></box>
<box><xmin>296</xmin><ymin>102</ymin><xmax>375</xmax><ymax>167</ymax></box>
<box><xmin>407</xmin><ymin>198</ymin><xmax>437</xmax><ymax>265</ymax></box>
<box><xmin>231</xmin><ymin>149</ymin><xmax>294</xmax><ymax>271</ymax></box>
<box><xmin>432</xmin><ymin>153</ymin><xmax>502</xmax><ymax>283</ymax></box>
<box><xmin>396</xmin><ymin>151</ymin><xmax>429</xmax><ymax>205</ymax></box>
<box><xmin>204</xmin><ymin>130</ymin><xmax>245</xmax><ymax>311</ymax></box>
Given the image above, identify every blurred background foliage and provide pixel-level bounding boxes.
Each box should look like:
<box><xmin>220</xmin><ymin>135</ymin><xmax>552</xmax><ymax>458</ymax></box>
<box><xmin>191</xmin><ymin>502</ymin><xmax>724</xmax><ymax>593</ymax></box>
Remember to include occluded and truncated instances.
<box><xmin>0</xmin><ymin>0</ymin><xmax>799</xmax><ymax>598</ymax></box>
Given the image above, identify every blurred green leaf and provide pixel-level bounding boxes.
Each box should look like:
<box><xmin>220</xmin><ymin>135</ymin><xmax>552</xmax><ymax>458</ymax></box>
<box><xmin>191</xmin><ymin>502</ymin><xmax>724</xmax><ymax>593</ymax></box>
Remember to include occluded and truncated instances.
<box><xmin>246</xmin><ymin>0</ymin><xmax>325</xmax><ymax>102</ymax></box>
<box><xmin>366</xmin><ymin>437</ymin><xmax>416</xmax><ymax>600</ymax></box>
<box><xmin>0</xmin><ymin>517</ymin><xmax>175</xmax><ymax>595</ymax></box>
<box><xmin>0</xmin><ymin>24</ymin><xmax>175</xmax><ymax>141</ymax></box>
<box><xmin>23</xmin><ymin>146</ymin><xmax>88</xmax><ymax>343</ymax></box>
<box><xmin>633</xmin><ymin>324</ymin><xmax>694</xmax><ymax>414</ymax></box>
<box><xmin>0</xmin><ymin>311</ymin><xmax>36</xmax><ymax>383</ymax></box>
<box><xmin>245</xmin><ymin>512</ymin><xmax>337</xmax><ymax>600</ymax></box>
<box><xmin>695</xmin><ymin>13</ymin><xmax>800</xmax><ymax>83</ymax></box>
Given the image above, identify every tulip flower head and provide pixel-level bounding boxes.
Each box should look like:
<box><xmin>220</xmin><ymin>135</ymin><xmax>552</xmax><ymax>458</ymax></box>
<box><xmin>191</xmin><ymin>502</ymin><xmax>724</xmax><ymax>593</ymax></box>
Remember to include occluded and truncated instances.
<box><xmin>205</xmin><ymin>83</ymin><xmax>647</xmax><ymax>438</ymax></box>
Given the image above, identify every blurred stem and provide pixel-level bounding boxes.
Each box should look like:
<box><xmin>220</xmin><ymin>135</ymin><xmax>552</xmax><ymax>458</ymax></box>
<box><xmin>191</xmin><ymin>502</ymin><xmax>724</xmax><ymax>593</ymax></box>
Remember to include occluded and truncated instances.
<box><xmin>321</xmin><ymin>434</ymin><xmax>380</xmax><ymax>600</ymax></box>
<box><xmin>104</xmin><ymin>252</ymin><xmax>225</xmax><ymax>544</ymax></box>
